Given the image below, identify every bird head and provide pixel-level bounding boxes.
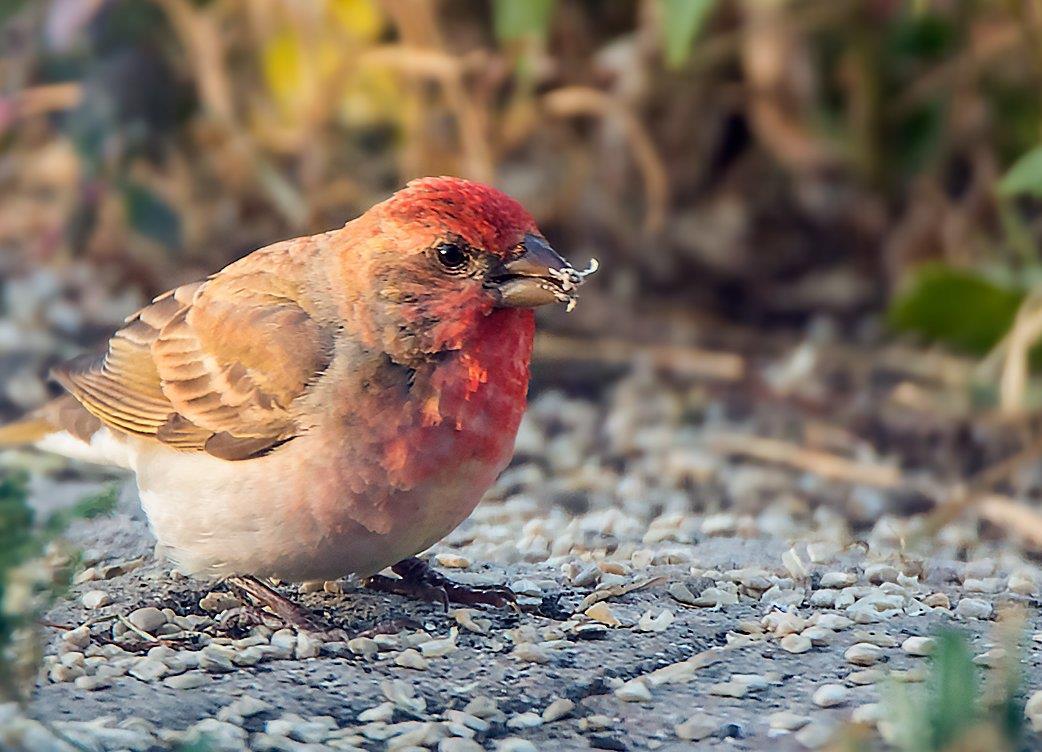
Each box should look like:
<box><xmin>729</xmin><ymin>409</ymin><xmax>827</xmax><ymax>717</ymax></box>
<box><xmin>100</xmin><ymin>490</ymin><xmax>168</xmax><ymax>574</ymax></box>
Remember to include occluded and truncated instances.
<box><xmin>341</xmin><ymin>177</ymin><xmax>593</xmax><ymax>360</ymax></box>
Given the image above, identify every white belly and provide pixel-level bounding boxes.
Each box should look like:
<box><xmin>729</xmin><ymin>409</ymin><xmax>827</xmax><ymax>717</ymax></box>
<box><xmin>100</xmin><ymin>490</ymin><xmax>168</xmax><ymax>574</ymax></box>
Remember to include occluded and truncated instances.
<box><xmin>37</xmin><ymin>426</ymin><xmax>497</xmax><ymax>580</ymax></box>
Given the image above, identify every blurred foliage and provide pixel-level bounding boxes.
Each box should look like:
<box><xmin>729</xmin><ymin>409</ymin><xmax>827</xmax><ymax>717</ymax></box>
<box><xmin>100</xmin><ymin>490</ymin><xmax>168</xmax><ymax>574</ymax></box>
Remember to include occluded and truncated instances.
<box><xmin>5</xmin><ymin>0</ymin><xmax>1042</xmax><ymax>330</ymax></box>
<box><xmin>660</xmin><ymin>0</ymin><xmax>717</xmax><ymax>68</ymax></box>
<box><xmin>884</xmin><ymin>628</ymin><xmax>1026</xmax><ymax>752</ymax></box>
<box><xmin>999</xmin><ymin>146</ymin><xmax>1042</xmax><ymax>200</ymax></box>
<box><xmin>492</xmin><ymin>0</ymin><xmax>555</xmax><ymax>42</ymax></box>
<box><xmin>0</xmin><ymin>472</ymin><xmax>117</xmax><ymax>700</ymax></box>
<box><xmin>888</xmin><ymin>264</ymin><xmax>1025</xmax><ymax>355</ymax></box>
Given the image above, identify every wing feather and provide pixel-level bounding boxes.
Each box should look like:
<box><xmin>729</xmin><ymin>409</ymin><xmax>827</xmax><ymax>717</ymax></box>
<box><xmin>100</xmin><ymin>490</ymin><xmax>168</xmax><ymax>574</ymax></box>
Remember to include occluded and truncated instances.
<box><xmin>52</xmin><ymin>239</ymin><xmax>333</xmax><ymax>459</ymax></box>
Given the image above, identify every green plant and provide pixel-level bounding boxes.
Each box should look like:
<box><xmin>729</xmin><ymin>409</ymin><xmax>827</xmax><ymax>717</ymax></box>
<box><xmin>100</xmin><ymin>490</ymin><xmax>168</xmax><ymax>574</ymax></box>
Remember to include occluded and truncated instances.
<box><xmin>884</xmin><ymin>628</ymin><xmax>1025</xmax><ymax>752</ymax></box>
<box><xmin>660</xmin><ymin>0</ymin><xmax>718</xmax><ymax>68</ymax></box>
<box><xmin>0</xmin><ymin>473</ymin><xmax>118</xmax><ymax>700</ymax></box>
<box><xmin>888</xmin><ymin>264</ymin><xmax>1027</xmax><ymax>356</ymax></box>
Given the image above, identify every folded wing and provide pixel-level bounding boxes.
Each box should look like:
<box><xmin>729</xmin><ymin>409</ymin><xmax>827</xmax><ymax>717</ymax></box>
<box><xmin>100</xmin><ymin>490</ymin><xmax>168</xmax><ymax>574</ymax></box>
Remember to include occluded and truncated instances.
<box><xmin>53</xmin><ymin>243</ymin><xmax>334</xmax><ymax>460</ymax></box>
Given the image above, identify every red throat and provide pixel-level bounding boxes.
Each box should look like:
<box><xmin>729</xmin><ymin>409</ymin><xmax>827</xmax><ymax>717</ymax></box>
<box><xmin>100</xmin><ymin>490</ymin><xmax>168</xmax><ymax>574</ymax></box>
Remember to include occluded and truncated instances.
<box><xmin>398</xmin><ymin>307</ymin><xmax>535</xmax><ymax>479</ymax></box>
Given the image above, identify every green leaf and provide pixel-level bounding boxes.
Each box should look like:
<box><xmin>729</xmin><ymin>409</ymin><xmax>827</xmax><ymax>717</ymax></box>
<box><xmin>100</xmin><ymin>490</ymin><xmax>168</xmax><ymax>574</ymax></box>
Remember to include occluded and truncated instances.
<box><xmin>999</xmin><ymin>145</ymin><xmax>1042</xmax><ymax>199</ymax></box>
<box><xmin>122</xmin><ymin>181</ymin><xmax>182</xmax><ymax>250</ymax></box>
<box><xmin>887</xmin><ymin>264</ymin><xmax>1025</xmax><ymax>355</ymax></box>
<box><xmin>0</xmin><ymin>469</ymin><xmax>34</xmax><ymax>572</ymax></box>
<box><xmin>661</xmin><ymin>0</ymin><xmax>717</xmax><ymax>68</ymax></box>
<box><xmin>926</xmin><ymin>630</ymin><xmax>979</xmax><ymax>749</ymax></box>
<box><xmin>492</xmin><ymin>0</ymin><xmax>555</xmax><ymax>42</ymax></box>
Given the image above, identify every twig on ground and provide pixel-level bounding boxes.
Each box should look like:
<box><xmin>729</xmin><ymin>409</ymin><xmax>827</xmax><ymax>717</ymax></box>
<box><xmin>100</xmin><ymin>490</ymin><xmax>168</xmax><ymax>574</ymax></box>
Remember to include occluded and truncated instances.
<box><xmin>534</xmin><ymin>333</ymin><xmax>745</xmax><ymax>381</ymax></box>
<box><xmin>707</xmin><ymin>433</ymin><xmax>902</xmax><ymax>488</ymax></box>
<box><xmin>977</xmin><ymin>495</ymin><xmax>1042</xmax><ymax>552</ymax></box>
<box><xmin>117</xmin><ymin>614</ymin><xmax>159</xmax><ymax>644</ymax></box>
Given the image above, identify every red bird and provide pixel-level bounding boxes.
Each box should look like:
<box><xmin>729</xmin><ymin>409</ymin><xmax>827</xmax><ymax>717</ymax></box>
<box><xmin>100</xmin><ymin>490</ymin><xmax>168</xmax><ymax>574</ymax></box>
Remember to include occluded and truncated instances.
<box><xmin>0</xmin><ymin>177</ymin><xmax>593</xmax><ymax>621</ymax></box>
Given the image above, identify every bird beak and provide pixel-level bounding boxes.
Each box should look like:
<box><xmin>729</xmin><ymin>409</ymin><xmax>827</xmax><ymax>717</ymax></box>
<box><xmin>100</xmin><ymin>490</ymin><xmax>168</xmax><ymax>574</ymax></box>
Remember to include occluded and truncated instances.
<box><xmin>487</xmin><ymin>234</ymin><xmax>585</xmax><ymax>309</ymax></box>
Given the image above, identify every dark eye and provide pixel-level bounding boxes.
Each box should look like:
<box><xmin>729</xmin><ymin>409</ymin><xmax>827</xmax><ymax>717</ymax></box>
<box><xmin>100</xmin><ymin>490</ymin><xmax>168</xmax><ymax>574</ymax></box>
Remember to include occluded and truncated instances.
<box><xmin>435</xmin><ymin>242</ymin><xmax>469</xmax><ymax>270</ymax></box>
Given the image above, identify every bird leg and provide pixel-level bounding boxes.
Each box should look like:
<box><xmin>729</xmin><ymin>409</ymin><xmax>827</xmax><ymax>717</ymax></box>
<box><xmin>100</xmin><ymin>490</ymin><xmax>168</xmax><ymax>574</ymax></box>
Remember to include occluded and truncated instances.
<box><xmin>365</xmin><ymin>557</ymin><xmax>517</xmax><ymax>610</ymax></box>
<box><xmin>227</xmin><ymin>576</ymin><xmax>423</xmax><ymax>638</ymax></box>
<box><xmin>227</xmin><ymin>575</ymin><xmax>326</xmax><ymax>631</ymax></box>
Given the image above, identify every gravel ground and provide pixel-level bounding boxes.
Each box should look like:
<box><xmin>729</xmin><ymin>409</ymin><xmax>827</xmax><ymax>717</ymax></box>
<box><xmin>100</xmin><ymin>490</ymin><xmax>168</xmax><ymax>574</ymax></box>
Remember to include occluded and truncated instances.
<box><xmin>3</xmin><ymin>270</ymin><xmax>1042</xmax><ymax>751</ymax></box>
<box><xmin>3</xmin><ymin>368</ymin><xmax>1042</xmax><ymax>752</ymax></box>
<box><xmin>8</xmin><ymin>493</ymin><xmax>1042</xmax><ymax>752</ymax></box>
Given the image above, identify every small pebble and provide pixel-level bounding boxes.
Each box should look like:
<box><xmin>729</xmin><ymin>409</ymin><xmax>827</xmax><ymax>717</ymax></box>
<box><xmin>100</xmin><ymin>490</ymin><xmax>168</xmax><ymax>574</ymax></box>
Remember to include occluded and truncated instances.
<box><xmin>801</xmin><ymin>626</ymin><xmax>833</xmax><ymax>646</ymax></box>
<box><xmin>419</xmin><ymin>632</ymin><xmax>458</xmax><ymax>658</ymax></box>
<box><xmin>434</xmin><ymin>553</ymin><xmax>471</xmax><ymax>569</ymax></box>
<box><xmin>163</xmin><ymin>672</ymin><xmax>208</xmax><ymax>690</ymax></box>
<box><xmin>128</xmin><ymin>657</ymin><xmax>169</xmax><ymax>682</ymax></box>
<box><xmin>923</xmin><ymin>592</ymin><xmax>950</xmax><ymax>609</ymax></box>
<box><xmin>844</xmin><ymin>643</ymin><xmax>884</xmax><ymax>666</ymax></box>
<box><xmin>506</xmin><ymin>712</ymin><xmax>543</xmax><ymax>729</ymax></box>
<box><xmin>395</xmin><ymin>649</ymin><xmax>429</xmax><ymax>670</ymax></box>
<box><xmin>217</xmin><ymin>695</ymin><xmax>270</xmax><ymax>723</ymax></box>
<box><xmin>637</xmin><ymin>609</ymin><xmax>674</xmax><ymax>632</ymax></box>
<box><xmin>1026</xmin><ymin>690</ymin><xmax>1042</xmax><ymax>731</ymax></box>
<box><xmin>780</xmin><ymin>634</ymin><xmax>812</xmax><ymax>654</ymax></box>
<box><xmin>814</xmin><ymin>614</ymin><xmax>852</xmax><ymax>630</ymax></box>
<box><xmin>127</xmin><ymin>607</ymin><xmax>166</xmax><ymax>633</ymax></box>
<box><xmin>675</xmin><ymin>714</ymin><xmax>718</xmax><ymax>741</ymax></box>
<box><xmin>463</xmin><ymin>696</ymin><xmax>499</xmax><ymax>720</ymax></box>
<box><xmin>61</xmin><ymin>625</ymin><xmax>91</xmax><ymax>649</ymax></box>
<box><xmin>74</xmin><ymin>675</ymin><xmax>112</xmax><ymax>691</ymax></box>
<box><xmin>585</xmin><ymin>602</ymin><xmax>622</xmax><ymax>627</ymax></box>
<box><xmin>542</xmin><ymin>698</ymin><xmax>575</xmax><ymax>722</ymax></box>
<box><xmin>667</xmin><ymin>581</ymin><xmax>698</xmax><ymax>606</ymax></box>
<box><xmin>295</xmin><ymin>632</ymin><xmax>323</xmax><ymax>659</ymax></box>
<box><xmin>199</xmin><ymin>591</ymin><xmax>241</xmax><ymax>613</ymax></box>
<box><xmin>348</xmin><ymin>637</ymin><xmax>379</xmax><ymax>658</ymax></box>
<box><xmin>819</xmin><ymin>572</ymin><xmax>856</xmax><ymax>588</ymax></box>
<box><xmin>846</xmin><ymin>669</ymin><xmax>884</xmax><ymax>685</ymax></box>
<box><xmin>812</xmin><ymin>684</ymin><xmax>849</xmax><ymax>708</ymax></box>
<box><xmin>901</xmin><ymin>636</ymin><xmax>935</xmax><ymax>656</ymax></box>
<box><xmin>615</xmin><ymin>678</ymin><xmax>652</xmax><ymax>702</ymax></box>
<box><xmin>955</xmin><ymin>598</ymin><xmax>993</xmax><ymax>619</ymax></box>
<box><xmin>198</xmin><ymin>645</ymin><xmax>236</xmax><ymax>673</ymax></box>
<box><xmin>81</xmin><ymin>590</ymin><xmax>111</xmax><ymax>609</ymax></box>
<box><xmin>864</xmin><ymin>564</ymin><xmax>898</xmax><ymax>584</ymax></box>
<box><xmin>806</xmin><ymin>542</ymin><xmax>840</xmax><ymax>564</ymax></box>
<box><xmin>963</xmin><ymin>577</ymin><xmax>1004</xmax><ymax>594</ymax></box>
<box><xmin>783</xmin><ymin>548</ymin><xmax>808</xmax><ymax>578</ymax></box>
<box><xmin>973</xmin><ymin>647</ymin><xmax>1007</xmax><ymax>668</ymax></box>
<box><xmin>512</xmin><ymin>643</ymin><xmax>550</xmax><ymax>664</ymax></box>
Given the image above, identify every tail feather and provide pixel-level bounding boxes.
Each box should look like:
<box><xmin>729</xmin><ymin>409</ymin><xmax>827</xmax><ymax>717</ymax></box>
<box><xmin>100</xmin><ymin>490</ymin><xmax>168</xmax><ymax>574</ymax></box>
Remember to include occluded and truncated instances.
<box><xmin>0</xmin><ymin>416</ymin><xmax>54</xmax><ymax>446</ymax></box>
<box><xmin>0</xmin><ymin>395</ymin><xmax>102</xmax><ymax>448</ymax></box>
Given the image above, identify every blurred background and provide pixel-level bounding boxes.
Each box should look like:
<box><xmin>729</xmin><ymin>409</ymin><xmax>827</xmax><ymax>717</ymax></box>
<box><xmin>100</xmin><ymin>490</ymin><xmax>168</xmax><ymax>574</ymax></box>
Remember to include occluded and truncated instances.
<box><xmin>4</xmin><ymin>4</ymin><xmax>1042</xmax><ymax>743</ymax></box>
<box><xmin>5</xmin><ymin>0</ymin><xmax>1042</xmax><ymax>543</ymax></box>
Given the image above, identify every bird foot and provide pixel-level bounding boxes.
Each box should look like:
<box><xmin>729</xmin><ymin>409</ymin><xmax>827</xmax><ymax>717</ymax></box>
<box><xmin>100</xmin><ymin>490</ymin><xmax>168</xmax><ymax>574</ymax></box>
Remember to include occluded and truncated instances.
<box><xmin>364</xmin><ymin>557</ymin><xmax>516</xmax><ymax>610</ymax></box>
<box><xmin>227</xmin><ymin>575</ymin><xmax>327</xmax><ymax>632</ymax></box>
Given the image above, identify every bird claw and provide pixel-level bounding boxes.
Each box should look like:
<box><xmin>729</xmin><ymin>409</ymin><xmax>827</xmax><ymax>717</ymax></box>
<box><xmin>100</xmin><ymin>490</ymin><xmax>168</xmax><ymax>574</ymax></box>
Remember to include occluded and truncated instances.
<box><xmin>365</xmin><ymin>557</ymin><xmax>517</xmax><ymax>611</ymax></box>
<box><xmin>227</xmin><ymin>575</ymin><xmax>328</xmax><ymax>632</ymax></box>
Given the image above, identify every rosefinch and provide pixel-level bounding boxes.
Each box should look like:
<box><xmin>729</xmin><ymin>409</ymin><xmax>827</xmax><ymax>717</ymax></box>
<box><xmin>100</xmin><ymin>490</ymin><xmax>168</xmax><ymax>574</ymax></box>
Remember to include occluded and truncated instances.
<box><xmin>0</xmin><ymin>177</ymin><xmax>593</xmax><ymax>620</ymax></box>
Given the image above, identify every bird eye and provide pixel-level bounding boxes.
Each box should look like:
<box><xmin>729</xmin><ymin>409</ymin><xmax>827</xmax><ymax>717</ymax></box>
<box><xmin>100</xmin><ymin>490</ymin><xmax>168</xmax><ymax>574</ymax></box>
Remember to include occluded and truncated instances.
<box><xmin>435</xmin><ymin>242</ymin><xmax>469</xmax><ymax>271</ymax></box>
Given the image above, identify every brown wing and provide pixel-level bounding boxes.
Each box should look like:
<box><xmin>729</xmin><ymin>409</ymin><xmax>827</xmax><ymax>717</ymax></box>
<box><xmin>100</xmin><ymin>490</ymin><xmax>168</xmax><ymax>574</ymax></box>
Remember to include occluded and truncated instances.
<box><xmin>53</xmin><ymin>241</ymin><xmax>334</xmax><ymax>460</ymax></box>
